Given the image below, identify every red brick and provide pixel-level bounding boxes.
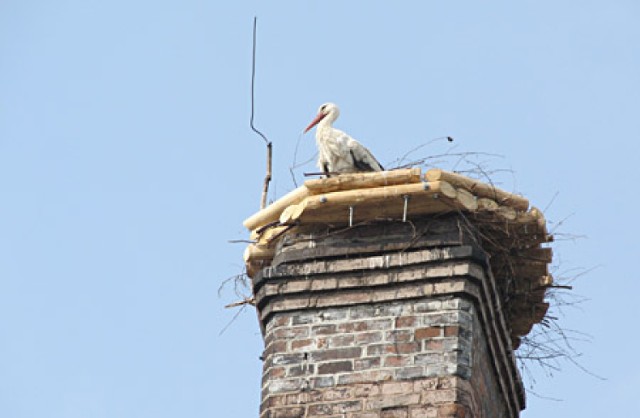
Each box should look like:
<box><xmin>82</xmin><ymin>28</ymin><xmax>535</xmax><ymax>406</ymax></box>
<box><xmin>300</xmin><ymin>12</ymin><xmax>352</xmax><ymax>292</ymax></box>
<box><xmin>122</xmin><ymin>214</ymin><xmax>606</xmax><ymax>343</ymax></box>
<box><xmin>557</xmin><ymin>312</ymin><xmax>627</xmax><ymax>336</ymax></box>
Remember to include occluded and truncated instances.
<box><xmin>338</xmin><ymin>370</ymin><xmax>393</xmax><ymax>385</ymax></box>
<box><xmin>398</xmin><ymin>343</ymin><xmax>419</xmax><ymax>354</ymax></box>
<box><xmin>386</xmin><ymin>330</ymin><xmax>413</xmax><ymax>343</ymax></box>
<box><xmin>317</xmin><ymin>338</ymin><xmax>328</xmax><ymax>349</ymax></box>
<box><xmin>265</xmin><ymin>340</ymin><xmax>288</xmax><ymax>355</ymax></box>
<box><xmin>412</xmin><ymin>378</ymin><xmax>439</xmax><ymax>392</ymax></box>
<box><xmin>444</xmin><ymin>326</ymin><xmax>459</xmax><ymax>337</ymax></box>
<box><xmin>285</xmin><ymin>391</ymin><xmax>322</xmax><ymax>404</ymax></box>
<box><xmin>351</xmin><ymin>413</ymin><xmax>379</xmax><ymax>418</ymax></box>
<box><xmin>355</xmin><ymin>332</ymin><xmax>383</xmax><ymax>344</ymax></box>
<box><xmin>272</xmin><ymin>406</ymin><xmax>305</xmax><ymax>418</ymax></box>
<box><xmin>409</xmin><ymin>406</ymin><xmax>438</xmax><ymax>418</ymax></box>
<box><xmin>338</xmin><ymin>319</ymin><xmax>391</xmax><ymax>332</ymax></box>
<box><xmin>322</xmin><ymin>387</ymin><xmax>352</xmax><ymax>401</ymax></box>
<box><xmin>366</xmin><ymin>393</ymin><xmax>421</xmax><ymax>410</ymax></box>
<box><xmin>354</xmin><ymin>383</ymin><xmax>381</xmax><ymax>397</ymax></box>
<box><xmin>269</xmin><ymin>367</ymin><xmax>286</xmax><ymax>379</ymax></box>
<box><xmin>311</xmin><ymin>324</ymin><xmax>337</xmax><ymax>336</ymax></box>
<box><xmin>337</xmin><ymin>321</ymin><xmax>368</xmax><ymax>333</ymax></box>
<box><xmin>381</xmin><ymin>381</ymin><xmax>414</xmax><ymax>395</ymax></box>
<box><xmin>262</xmin><ymin>394</ymin><xmax>287</xmax><ymax>409</ymax></box>
<box><xmin>415</xmin><ymin>327</ymin><xmax>442</xmax><ymax>340</ymax></box>
<box><xmin>421</xmin><ymin>389</ymin><xmax>456</xmax><ymax>404</ymax></box>
<box><xmin>395</xmin><ymin>316</ymin><xmax>418</xmax><ymax>328</ymax></box>
<box><xmin>424</xmin><ymin>340</ymin><xmax>443</xmax><ymax>351</ymax></box>
<box><xmin>287</xmin><ymin>364</ymin><xmax>315</xmax><ymax>377</ymax></box>
<box><xmin>273</xmin><ymin>326</ymin><xmax>310</xmax><ymax>339</ymax></box>
<box><xmin>384</xmin><ymin>355</ymin><xmax>412</xmax><ymax>367</ymax></box>
<box><xmin>355</xmin><ymin>357</ymin><xmax>382</xmax><ymax>371</ymax></box>
<box><xmin>309</xmin><ymin>347</ymin><xmax>361</xmax><ymax>361</ymax></box>
<box><xmin>291</xmin><ymin>339</ymin><xmax>314</xmax><ymax>351</ymax></box>
<box><xmin>307</xmin><ymin>400</ymin><xmax>362</xmax><ymax>415</ymax></box>
<box><xmin>327</xmin><ymin>334</ymin><xmax>355</xmax><ymax>347</ymax></box>
<box><xmin>317</xmin><ymin>360</ymin><xmax>353</xmax><ymax>374</ymax></box>
<box><xmin>332</xmin><ymin>400</ymin><xmax>362</xmax><ymax>413</ymax></box>
<box><xmin>437</xmin><ymin>404</ymin><xmax>466</xmax><ymax>417</ymax></box>
<box><xmin>381</xmin><ymin>407</ymin><xmax>408</xmax><ymax>418</ymax></box>
<box><xmin>270</xmin><ymin>315</ymin><xmax>290</xmax><ymax>329</ymax></box>
<box><xmin>368</xmin><ymin>343</ymin><xmax>419</xmax><ymax>356</ymax></box>
<box><xmin>308</xmin><ymin>403</ymin><xmax>332</xmax><ymax>415</ymax></box>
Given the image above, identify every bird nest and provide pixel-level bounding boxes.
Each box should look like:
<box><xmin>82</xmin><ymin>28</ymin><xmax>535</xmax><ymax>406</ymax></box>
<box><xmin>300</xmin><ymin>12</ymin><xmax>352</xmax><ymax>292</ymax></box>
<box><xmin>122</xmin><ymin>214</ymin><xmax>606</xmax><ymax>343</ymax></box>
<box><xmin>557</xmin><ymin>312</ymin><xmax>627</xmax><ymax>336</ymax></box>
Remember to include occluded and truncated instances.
<box><xmin>242</xmin><ymin>168</ymin><xmax>553</xmax><ymax>348</ymax></box>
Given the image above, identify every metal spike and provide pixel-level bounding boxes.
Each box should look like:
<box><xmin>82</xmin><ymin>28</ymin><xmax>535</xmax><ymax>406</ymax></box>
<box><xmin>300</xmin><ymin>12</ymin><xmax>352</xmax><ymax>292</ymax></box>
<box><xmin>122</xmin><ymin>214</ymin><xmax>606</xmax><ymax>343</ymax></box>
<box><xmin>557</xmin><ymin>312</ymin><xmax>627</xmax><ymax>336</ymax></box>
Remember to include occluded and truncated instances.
<box><xmin>402</xmin><ymin>195</ymin><xmax>410</xmax><ymax>222</ymax></box>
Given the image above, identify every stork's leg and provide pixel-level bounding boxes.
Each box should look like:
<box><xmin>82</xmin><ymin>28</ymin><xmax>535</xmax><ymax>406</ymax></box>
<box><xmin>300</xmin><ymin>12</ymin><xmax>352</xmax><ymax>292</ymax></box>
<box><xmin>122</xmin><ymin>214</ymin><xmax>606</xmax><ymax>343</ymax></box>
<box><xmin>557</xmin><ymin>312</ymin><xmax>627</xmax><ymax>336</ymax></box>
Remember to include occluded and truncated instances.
<box><xmin>323</xmin><ymin>163</ymin><xmax>331</xmax><ymax>178</ymax></box>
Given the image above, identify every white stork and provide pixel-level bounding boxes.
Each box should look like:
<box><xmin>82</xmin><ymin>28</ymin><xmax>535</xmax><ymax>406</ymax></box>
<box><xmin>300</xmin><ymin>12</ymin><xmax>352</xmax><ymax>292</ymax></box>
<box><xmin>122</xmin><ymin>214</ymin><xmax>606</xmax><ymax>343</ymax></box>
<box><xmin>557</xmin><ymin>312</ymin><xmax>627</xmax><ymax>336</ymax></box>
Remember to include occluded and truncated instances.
<box><xmin>303</xmin><ymin>103</ymin><xmax>384</xmax><ymax>176</ymax></box>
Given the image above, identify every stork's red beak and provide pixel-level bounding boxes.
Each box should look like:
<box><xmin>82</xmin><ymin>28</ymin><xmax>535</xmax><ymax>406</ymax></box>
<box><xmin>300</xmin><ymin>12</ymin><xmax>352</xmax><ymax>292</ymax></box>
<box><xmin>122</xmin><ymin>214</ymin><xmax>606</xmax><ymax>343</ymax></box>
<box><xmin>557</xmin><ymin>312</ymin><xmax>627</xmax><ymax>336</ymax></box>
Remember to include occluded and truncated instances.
<box><xmin>303</xmin><ymin>112</ymin><xmax>327</xmax><ymax>133</ymax></box>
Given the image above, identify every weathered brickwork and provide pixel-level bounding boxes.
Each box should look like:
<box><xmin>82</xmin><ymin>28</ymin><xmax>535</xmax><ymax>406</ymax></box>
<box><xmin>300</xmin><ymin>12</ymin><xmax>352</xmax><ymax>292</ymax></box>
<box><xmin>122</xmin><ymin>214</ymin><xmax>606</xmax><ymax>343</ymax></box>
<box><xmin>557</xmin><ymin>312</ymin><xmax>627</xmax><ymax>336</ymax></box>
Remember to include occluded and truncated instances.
<box><xmin>261</xmin><ymin>297</ymin><xmax>486</xmax><ymax>418</ymax></box>
<box><xmin>253</xmin><ymin>217</ymin><xmax>524</xmax><ymax>418</ymax></box>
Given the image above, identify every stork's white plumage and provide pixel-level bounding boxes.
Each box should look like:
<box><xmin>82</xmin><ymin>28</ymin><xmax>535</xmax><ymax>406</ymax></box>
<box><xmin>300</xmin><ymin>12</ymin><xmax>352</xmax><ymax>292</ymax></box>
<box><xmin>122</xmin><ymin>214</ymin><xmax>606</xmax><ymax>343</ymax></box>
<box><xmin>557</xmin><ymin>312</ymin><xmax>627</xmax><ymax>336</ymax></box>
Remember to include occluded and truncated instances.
<box><xmin>303</xmin><ymin>103</ymin><xmax>384</xmax><ymax>176</ymax></box>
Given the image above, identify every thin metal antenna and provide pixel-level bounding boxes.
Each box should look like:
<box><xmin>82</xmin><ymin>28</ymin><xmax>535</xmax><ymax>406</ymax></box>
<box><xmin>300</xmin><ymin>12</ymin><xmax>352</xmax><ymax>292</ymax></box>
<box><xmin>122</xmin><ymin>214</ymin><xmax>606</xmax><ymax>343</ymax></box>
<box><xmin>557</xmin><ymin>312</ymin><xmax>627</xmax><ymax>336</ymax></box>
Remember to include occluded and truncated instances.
<box><xmin>250</xmin><ymin>17</ymin><xmax>269</xmax><ymax>145</ymax></box>
<box><xmin>248</xmin><ymin>16</ymin><xmax>272</xmax><ymax>209</ymax></box>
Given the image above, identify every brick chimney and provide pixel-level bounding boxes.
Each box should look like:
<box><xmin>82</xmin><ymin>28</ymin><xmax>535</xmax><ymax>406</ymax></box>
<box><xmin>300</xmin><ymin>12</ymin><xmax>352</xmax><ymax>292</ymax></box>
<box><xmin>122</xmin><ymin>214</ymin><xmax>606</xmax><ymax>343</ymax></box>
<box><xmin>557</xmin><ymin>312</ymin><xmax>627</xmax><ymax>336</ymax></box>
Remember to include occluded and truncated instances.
<box><xmin>243</xmin><ymin>169</ymin><xmax>552</xmax><ymax>418</ymax></box>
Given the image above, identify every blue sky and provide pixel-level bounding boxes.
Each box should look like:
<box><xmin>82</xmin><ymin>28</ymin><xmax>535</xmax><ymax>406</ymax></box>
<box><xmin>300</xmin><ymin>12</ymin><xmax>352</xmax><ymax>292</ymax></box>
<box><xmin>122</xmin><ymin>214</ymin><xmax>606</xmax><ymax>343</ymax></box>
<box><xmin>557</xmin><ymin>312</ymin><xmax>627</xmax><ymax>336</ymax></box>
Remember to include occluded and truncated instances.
<box><xmin>1</xmin><ymin>1</ymin><xmax>638</xmax><ymax>417</ymax></box>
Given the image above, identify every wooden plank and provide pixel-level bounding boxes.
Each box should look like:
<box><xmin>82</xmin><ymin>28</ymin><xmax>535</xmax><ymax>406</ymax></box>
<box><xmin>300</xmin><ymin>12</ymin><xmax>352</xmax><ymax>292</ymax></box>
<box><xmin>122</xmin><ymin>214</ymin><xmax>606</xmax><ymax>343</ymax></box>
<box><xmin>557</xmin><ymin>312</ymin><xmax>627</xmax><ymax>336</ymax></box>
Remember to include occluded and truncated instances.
<box><xmin>304</xmin><ymin>168</ymin><xmax>422</xmax><ymax>193</ymax></box>
<box><xmin>426</xmin><ymin>169</ymin><xmax>529</xmax><ymax>211</ymax></box>
<box><xmin>243</xmin><ymin>186</ymin><xmax>311</xmax><ymax>230</ymax></box>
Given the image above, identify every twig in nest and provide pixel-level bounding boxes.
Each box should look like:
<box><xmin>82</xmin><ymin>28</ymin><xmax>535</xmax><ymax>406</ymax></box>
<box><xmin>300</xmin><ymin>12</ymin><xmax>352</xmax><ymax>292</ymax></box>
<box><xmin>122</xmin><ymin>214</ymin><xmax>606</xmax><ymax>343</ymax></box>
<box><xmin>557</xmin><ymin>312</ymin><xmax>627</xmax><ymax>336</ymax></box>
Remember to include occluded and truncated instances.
<box><xmin>219</xmin><ymin>304</ymin><xmax>249</xmax><ymax>336</ymax></box>
<box><xmin>303</xmin><ymin>171</ymin><xmax>341</xmax><ymax>177</ymax></box>
<box><xmin>391</xmin><ymin>136</ymin><xmax>454</xmax><ymax>168</ymax></box>
<box><xmin>225</xmin><ymin>297</ymin><xmax>256</xmax><ymax>308</ymax></box>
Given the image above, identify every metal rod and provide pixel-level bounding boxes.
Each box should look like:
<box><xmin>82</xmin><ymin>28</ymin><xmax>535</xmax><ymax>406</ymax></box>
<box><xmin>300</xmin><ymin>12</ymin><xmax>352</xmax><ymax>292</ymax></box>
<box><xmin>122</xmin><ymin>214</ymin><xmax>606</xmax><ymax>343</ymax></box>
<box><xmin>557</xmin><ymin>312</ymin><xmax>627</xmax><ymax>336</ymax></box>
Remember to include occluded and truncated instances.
<box><xmin>349</xmin><ymin>206</ymin><xmax>354</xmax><ymax>227</ymax></box>
<box><xmin>402</xmin><ymin>195</ymin><xmax>410</xmax><ymax>222</ymax></box>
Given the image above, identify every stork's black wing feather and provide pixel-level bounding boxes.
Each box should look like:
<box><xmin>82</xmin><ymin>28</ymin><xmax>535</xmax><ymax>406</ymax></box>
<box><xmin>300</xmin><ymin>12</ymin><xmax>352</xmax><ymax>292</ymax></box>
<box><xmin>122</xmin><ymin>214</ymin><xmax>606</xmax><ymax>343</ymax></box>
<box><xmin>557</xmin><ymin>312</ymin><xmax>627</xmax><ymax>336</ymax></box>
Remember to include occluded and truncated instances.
<box><xmin>350</xmin><ymin>150</ymin><xmax>383</xmax><ymax>172</ymax></box>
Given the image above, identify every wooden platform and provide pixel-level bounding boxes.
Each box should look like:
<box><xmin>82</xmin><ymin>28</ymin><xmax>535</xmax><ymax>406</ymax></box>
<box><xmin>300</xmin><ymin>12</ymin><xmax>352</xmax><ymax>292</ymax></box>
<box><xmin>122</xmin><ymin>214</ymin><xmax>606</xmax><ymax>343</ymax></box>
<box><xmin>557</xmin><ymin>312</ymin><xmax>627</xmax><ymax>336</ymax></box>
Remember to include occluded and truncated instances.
<box><xmin>242</xmin><ymin>168</ymin><xmax>553</xmax><ymax>348</ymax></box>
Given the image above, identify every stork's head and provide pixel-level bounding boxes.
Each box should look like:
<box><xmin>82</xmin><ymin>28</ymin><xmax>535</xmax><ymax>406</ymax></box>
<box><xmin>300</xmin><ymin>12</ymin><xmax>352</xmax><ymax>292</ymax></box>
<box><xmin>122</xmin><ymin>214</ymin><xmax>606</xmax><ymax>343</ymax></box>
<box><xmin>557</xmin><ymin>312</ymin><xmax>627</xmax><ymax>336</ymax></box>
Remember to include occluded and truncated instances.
<box><xmin>303</xmin><ymin>102</ymin><xmax>340</xmax><ymax>133</ymax></box>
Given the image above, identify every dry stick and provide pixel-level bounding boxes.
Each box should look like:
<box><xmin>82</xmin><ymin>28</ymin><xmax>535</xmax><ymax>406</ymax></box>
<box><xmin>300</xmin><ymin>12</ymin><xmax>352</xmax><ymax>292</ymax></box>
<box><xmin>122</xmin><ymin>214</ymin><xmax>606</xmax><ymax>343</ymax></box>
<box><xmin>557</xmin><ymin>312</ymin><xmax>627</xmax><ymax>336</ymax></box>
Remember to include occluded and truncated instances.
<box><xmin>225</xmin><ymin>297</ymin><xmax>256</xmax><ymax>308</ymax></box>
<box><xmin>261</xmin><ymin>142</ymin><xmax>272</xmax><ymax>209</ymax></box>
<box><xmin>249</xmin><ymin>17</ymin><xmax>272</xmax><ymax>210</ymax></box>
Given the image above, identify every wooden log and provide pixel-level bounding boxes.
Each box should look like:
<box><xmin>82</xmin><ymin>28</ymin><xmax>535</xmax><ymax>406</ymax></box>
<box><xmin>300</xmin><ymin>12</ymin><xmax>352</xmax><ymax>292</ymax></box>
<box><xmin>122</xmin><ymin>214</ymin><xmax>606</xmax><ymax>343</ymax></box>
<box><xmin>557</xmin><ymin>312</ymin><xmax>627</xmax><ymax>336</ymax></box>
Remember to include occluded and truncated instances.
<box><xmin>243</xmin><ymin>244</ymin><xmax>275</xmax><ymax>263</ymax></box>
<box><xmin>286</xmin><ymin>181</ymin><xmax>458</xmax><ymax>224</ymax></box>
<box><xmin>245</xmin><ymin>260</ymin><xmax>265</xmax><ymax>279</ymax></box>
<box><xmin>290</xmin><ymin>200</ymin><xmax>457</xmax><ymax>224</ymax></box>
<box><xmin>477</xmin><ymin>197</ymin><xmax>499</xmax><ymax>211</ymax></box>
<box><xmin>304</xmin><ymin>168</ymin><xmax>422</xmax><ymax>194</ymax></box>
<box><xmin>496</xmin><ymin>205</ymin><xmax>517</xmax><ymax>221</ymax></box>
<box><xmin>279</xmin><ymin>203</ymin><xmax>305</xmax><ymax>225</ymax></box>
<box><xmin>529</xmin><ymin>206</ymin><xmax>548</xmax><ymax>235</ymax></box>
<box><xmin>455</xmin><ymin>188</ymin><xmax>478</xmax><ymax>211</ymax></box>
<box><xmin>257</xmin><ymin>225</ymin><xmax>292</xmax><ymax>245</ymax></box>
<box><xmin>306</xmin><ymin>181</ymin><xmax>456</xmax><ymax>208</ymax></box>
<box><xmin>243</xmin><ymin>186</ymin><xmax>311</xmax><ymax>230</ymax></box>
<box><xmin>425</xmin><ymin>169</ymin><xmax>529</xmax><ymax>211</ymax></box>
